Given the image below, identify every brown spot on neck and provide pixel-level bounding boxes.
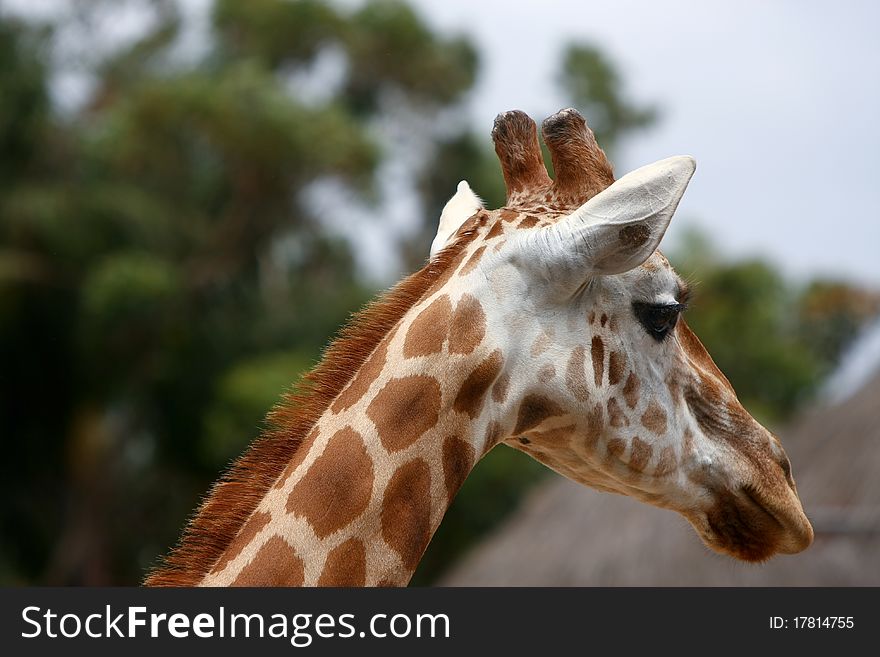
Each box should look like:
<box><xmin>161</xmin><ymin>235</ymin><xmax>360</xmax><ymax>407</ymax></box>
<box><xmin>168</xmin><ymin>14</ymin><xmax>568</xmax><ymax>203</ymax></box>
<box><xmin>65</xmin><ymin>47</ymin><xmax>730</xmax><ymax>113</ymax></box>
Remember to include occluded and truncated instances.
<box><xmin>231</xmin><ymin>536</ymin><xmax>304</xmax><ymax>587</ymax></box>
<box><xmin>514</xmin><ymin>394</ymin><xmax>565</xmax><ymax>434</ymax></box>
<box><xmin>403</xmin><ymin>295</ymin><xmax>452</xmax><ymax>358</ymax></box>
<box><xmin>485</xmin><ymin>221</ymin><xmax>505</xmax><ymax>240</ymax></box>
<box><xmin>317</xmin><ymin>538</ymin><xmax>366</xmax><ymax>587</ymax></box>
<box><xmin>448</xmin><ymin>295</ymin><xmax>486</xmax><ymax>355</ymax></box>
<box><xmin>332</xmin><ymin>333</ymin><xmax>391</xmax><ymax>413</ymax></box>
<box><xmin>442</xmin><ymin>436</ymin><xmax>475</xmax><ymax>504</ymax></box>
<box><xmin>454</xmin><ymin>350</ymin><xmax>504</xmax><ymax>419</ymax></box>
<box><xmin>381</xmin><ymin>458</ymin><xmax>432</xmax><ymax>572</ymax></box>
<box><xmin>517</xmin><ymin>215</ymin><xmax>540</xmax><ymax>229</ymax></box>
<box><xmin>460</xmin><ymin>245</ymin><xmax>487</xmax><ymax>276</ymax></box>
<box><xmin>286</xmin><ymin>427</ymin><xmax>374</xmax><ymax>539</ymax></box>
<box><xmin>210</xmin><ymin>511</ymin><xmax>271</xmax><ymax>575</ymax></box>
<box><xmin>273</xmin><ymin>426</ymin><xmax>320</xmax><ymax>489</ymax></box>
<box><xmin>367</xmin><ymin>376</ymin><xmax>442</xmax><ymax>452</ymax></box>
<box><xmin>491</xmin><ymin>372</ymin><xmax>510</xmax><ymax>404</ymax></box>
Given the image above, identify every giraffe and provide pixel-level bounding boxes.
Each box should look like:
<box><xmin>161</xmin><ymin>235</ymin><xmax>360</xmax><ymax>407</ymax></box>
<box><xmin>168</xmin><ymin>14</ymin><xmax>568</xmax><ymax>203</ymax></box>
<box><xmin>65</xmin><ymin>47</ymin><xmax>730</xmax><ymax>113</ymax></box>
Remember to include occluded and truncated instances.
<box><xmin>145</xmin><ymin>108</ymin><xmax>813</xmax><ymax>587</ymax></box>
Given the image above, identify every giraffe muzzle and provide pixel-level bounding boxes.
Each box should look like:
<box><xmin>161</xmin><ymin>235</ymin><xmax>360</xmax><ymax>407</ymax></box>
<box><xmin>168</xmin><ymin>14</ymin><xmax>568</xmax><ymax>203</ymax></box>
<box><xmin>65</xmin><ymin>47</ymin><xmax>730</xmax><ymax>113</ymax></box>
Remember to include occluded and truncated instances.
<box><xmin>694</xmin><ymin>482</ymin><xmax>813</xmax><ymax>562</ymax></box>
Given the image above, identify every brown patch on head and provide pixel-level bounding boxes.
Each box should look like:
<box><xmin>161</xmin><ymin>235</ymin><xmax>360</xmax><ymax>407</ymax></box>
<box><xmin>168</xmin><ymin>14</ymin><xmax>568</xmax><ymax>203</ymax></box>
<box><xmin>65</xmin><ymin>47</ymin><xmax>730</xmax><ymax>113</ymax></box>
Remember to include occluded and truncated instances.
<box><xmin>629</xmin><ymin>436</ymin><xmax>653</xmax><ymax>473</ymax></box>
<box><xmin>317</xmin><ymin>538</ymin><xmax>366</xmax><ymax>587</ymax></box>
<box><xmin>618</xmin><ymin>223</ymin><xmax>651</xmax><ymax>250</ymax></box>
<box><xmin>403</xmin><ymin>295</ymin><xmax>452</xmax><ymax>359</ymax></box>
<box><xmin>231</xmin><ymin>536</ymin><xmax>304</xmax><ymax>587</ymax></box>
<box><xmin>623</xmin><ymin>372</ymin><xmax>640</xmax><ymax>409</ymax></box>
<box><xmin>600</xmin><ymin>313</ymin><xmax>608</xmax><ymax>327</ymax></box>
<box><xmin>514</xmin><ymin>394</ymin><xmax>565</xmax><ymax>434</ymax></box>
<box><xmin>273</xmin><ymin>427</ymin><xmax>319</xmax><ymax>489</ymax></box>
<box><xmin>331</xmin><ymin>337</ymin><xmax>390</xmax><ymax>413</ymax></box>
<box><xmin>591</xmin><ymin>336</ymin><xmax>605</xmax><ymax>387</ymax></box>
<box><xmin>211</xmin><ymin>511</ymin><xmax>271</xmax><ymax>574</ymax></box>
<box><xmin>655</xmin><ymin>446</ymin><xmax>676</xmax><ymax>476</ymax></box>
<box><xmin>500</xmin><ymin>208</ymin><xmax>520</xmax><ymax>222</ymax></box>
<box><xmin>448</xmin><ymin>295</ymin><xmax>486</xmax><ymax>355</ymax></box>
<box><xmin>442</xmin><ymin>435</ymin><xmax>475</xmax><ymax>504</ymax></box>
<box><xmin>538</xmin><ymin>364</ymin><xmax>556</xmax><ymax>382</ymax></box>
<box><xmin>460</xmin><ymin>245</ymin><xmax>487</xmax><ymax>276</ymax></box>
<box><xmin>517</xmin><ymin>215</ymin><xmax>540</xmax><ymax>229</ymax></box>
<box><xmin>286</xmin><ymin>427</ymin><xmax>373</xmax><ymax>538</ymax></box>
<box><xmin>381</xmin><ymin>458</ymin><xmax>432</xmax><ymax>571</ymax></box>
<box><xmin>608</xmin><ymin>350</ymin><xmax>626</xmax><ymax>386</ymax></box>
<box><xmin>454</xmin><ymin>350</ymin><xmax>504</xmax><ymax>419</ymax></box>
<box><xmin>486</xmin><ymin>221</ymin><xmax>505</xmax><ymax>240</ymax></box>
<box><xmin>368</xmin><ymin>375</ymin><xmax>442</xmax><ymax>452</ymax></box>
<box><xmin>641</xmin><ymin>400</ymin><xmax>668</xmax><ymax>435</ymax></box>
<box><xmin>607</xmin><ymin>397</ymin><xmax>628</xmax><ymax>428</ymax></box>
<box><xmin>566</xmin><ymin>346</ymin><xmax>589</xmax><ymax>402</ymax></box>
<box><xmin>491</xmin><ymin>373</ymin><xmax>510</xmax><ymax>404</ymax></box>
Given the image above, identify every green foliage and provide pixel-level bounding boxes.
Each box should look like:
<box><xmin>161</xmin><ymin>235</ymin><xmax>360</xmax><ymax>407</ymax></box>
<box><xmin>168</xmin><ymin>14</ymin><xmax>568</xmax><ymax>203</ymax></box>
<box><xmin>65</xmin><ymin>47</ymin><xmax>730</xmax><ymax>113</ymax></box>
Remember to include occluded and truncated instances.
<box><xmin>202</xmin><ymin>350</ymin><xmax>314</xmax><ymax>468</ymax></box>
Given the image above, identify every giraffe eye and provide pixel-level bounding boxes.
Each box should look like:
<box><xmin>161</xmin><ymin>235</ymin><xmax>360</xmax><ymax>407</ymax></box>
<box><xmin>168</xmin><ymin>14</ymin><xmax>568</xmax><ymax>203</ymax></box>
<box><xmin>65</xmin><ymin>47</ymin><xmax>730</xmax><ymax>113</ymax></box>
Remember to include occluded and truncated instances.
<box><xmin>633</xmin><ymin>301</ymin><xmax>685</xmax><ymax>341</ymax></box>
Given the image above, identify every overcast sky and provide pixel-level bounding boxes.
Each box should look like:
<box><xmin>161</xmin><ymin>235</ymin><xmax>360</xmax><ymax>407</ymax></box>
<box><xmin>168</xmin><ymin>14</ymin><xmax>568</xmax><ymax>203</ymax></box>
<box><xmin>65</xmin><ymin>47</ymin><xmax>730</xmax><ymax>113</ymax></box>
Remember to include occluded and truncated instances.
<box><xmin>408</xmin><ymin>0</ymin><xmax>880</xmax><ymax>287</ymax></box>
<box><xmin>6</xmin><ymin>0</ymin><xmax>879</xmax><ymax>286</ymax></box>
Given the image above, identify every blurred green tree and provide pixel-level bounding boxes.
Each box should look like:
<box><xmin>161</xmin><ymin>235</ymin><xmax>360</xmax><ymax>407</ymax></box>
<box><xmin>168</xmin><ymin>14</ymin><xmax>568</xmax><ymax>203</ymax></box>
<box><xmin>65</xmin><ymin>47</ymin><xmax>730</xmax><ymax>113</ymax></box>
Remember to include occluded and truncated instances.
<box><xmin>0</xmin><ymin>0</ymin><xmax>476</xmax><ymax>584</ymax></box>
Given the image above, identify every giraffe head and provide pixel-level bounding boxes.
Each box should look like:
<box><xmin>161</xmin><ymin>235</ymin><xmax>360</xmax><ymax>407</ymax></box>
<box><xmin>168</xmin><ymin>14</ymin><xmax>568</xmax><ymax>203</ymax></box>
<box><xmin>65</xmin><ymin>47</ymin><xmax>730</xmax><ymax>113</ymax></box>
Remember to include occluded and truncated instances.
<box><xmin>431</xmin><ymin>108</ymin><xmax>812</xmax><ymax>562</ymax></box>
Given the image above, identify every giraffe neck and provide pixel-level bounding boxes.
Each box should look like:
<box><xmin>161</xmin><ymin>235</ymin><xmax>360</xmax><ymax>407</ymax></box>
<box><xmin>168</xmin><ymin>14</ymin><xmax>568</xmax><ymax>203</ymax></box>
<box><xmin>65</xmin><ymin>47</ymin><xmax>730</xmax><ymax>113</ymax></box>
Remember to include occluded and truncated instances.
<box><xmin>201</xmin><ymin>286</ymin><xmax>504</xmax><ymax>586</ymax></box>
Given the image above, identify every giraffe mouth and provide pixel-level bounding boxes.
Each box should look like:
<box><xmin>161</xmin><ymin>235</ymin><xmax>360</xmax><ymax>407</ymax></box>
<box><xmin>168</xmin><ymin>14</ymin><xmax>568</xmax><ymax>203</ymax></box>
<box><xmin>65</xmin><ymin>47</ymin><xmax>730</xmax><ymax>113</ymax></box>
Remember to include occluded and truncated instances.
<box><xmin>688</xmin><ymin>485</ymin><xmax>813</xmax><ymax>562</ymax></box>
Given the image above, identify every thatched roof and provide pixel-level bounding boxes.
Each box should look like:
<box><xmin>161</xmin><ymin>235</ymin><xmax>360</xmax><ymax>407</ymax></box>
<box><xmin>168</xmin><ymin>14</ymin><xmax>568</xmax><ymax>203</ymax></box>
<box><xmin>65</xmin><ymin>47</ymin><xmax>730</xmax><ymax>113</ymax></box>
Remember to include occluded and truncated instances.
<box><xmin>440</xmin><ymin>370</ymin><xmax>880</xmax><ymax>586</ymax></box>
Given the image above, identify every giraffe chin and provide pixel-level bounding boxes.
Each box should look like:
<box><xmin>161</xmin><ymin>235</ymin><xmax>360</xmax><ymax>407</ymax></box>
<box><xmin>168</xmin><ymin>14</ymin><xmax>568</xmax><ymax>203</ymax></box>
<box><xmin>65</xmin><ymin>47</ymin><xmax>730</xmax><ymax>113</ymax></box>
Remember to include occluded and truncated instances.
<box><xmin>685</xmin><ymin>487</ymin><xmax>814</xmax><ymax>563</ymax></box>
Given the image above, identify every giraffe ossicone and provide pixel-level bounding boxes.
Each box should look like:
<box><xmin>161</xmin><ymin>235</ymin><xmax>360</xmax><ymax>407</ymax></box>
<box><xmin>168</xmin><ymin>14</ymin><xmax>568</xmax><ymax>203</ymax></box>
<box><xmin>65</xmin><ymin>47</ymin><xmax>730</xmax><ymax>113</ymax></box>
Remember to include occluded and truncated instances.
<box><xmin>146</xmin><ymin>108</ymin><xmax>813</xmax><ymax>587</ymax></box>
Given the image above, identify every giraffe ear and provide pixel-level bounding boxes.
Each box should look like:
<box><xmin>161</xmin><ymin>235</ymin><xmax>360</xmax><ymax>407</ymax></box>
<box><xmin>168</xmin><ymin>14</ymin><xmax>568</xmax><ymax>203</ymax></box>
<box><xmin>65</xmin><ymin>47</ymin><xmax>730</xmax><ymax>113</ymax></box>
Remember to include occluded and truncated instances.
<box><xmin>430</xmin><ymin>180</ymin><xmax>483</xmax><ymax>257</ymax></box>
<box><xmin>526</xmin><ymin>156</ymin><xmax>695</xmax><ymax>282</ymax></box>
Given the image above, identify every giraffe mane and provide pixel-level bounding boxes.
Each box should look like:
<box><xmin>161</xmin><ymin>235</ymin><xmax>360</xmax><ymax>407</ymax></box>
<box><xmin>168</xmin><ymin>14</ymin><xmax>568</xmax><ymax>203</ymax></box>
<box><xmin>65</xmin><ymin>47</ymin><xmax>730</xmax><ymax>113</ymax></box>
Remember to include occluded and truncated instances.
<box><xmin>143</xmin><ymin>221</ymin><xmax>481</xmax><ymax>586</ymax></box>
